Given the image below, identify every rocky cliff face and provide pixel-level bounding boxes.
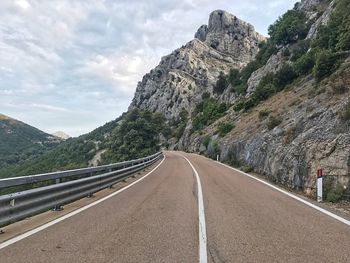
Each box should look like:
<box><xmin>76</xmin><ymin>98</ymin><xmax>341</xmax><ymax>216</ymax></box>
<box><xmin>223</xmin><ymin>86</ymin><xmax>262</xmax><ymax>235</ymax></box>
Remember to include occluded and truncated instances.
<box><xmin>129</xmin><ymin>10</ymin><xmax>265</xmax><ymax>119</ymax></box>
<box><xmin>128</xmin><ymin>0</ymin><xmax>350</xmax><ymax>197</ymax></box>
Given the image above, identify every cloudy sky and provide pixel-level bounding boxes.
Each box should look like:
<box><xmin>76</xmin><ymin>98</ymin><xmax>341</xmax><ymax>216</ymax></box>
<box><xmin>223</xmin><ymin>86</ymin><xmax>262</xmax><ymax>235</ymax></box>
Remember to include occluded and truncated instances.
<box><xmin>0</xmin><ymin>0</ymin><xmax>297</xmax><ymax>137</ymax></box>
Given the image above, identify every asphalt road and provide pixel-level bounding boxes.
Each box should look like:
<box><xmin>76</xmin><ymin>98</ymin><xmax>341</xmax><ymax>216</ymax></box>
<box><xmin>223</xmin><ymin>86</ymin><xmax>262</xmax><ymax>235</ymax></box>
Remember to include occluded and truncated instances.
<box><xmin>1</xmin><ymin>151</ymin><xmax>350</xmax><ymax>263</ymax></box>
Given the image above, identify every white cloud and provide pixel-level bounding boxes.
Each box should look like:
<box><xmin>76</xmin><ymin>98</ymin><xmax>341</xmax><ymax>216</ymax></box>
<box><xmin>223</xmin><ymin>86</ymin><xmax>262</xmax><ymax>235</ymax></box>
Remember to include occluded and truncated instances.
<box><xmin>15</xmin><ymin>0</ymin><xmax>30</xmax><ymax>10</ymax></box>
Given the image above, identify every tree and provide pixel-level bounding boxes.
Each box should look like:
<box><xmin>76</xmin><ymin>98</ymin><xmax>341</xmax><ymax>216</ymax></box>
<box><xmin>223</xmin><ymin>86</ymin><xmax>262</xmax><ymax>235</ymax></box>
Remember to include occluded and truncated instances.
<box><xmin>313</xmin><ymin>49</ymin><xmax>342</xmax><ymax>81</ymax></box>
<box><xmin>294</xmin><ymin>51</ymin><xmax>316</xmax><ymax>76</ymax></box>
<box><xmin>268</xmin><ymin>10</ymin><xmax>308</xmax><ymax>45</ymax></box>
<box><xmin>273</xmin><ymin>63</ymin><xmax>298</xmax><ymax>90</ymax></box>
<box><xmin>213</xmin><ymin>72</ymin><xmax>227</xmax><ymax>94</ymax></box>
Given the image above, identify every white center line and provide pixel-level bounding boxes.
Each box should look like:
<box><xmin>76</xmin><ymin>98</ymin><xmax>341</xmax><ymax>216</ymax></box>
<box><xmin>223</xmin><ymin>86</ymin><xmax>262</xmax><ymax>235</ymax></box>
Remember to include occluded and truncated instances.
<box><xmin>0</xmin><ymin>156</ymin><xmax>166</xmax><ymax>250</ymax></box>
<box><xmin>217</xmin><ymin>161</ymin><xmax>350</xmax><ymax>226</ymax></box>
<box><xmin>183</xmin><ymin>155</ymin><xmax>208</xmax><ymax>263</ymax></box>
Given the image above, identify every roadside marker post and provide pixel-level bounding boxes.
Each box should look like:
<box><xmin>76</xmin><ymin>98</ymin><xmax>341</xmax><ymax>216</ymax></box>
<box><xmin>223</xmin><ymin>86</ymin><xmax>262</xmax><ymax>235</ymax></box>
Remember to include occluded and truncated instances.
<box><xmin>317</xmin><ymin>169</ymin><xmax>323</xmax><ymax>202</ymax></box>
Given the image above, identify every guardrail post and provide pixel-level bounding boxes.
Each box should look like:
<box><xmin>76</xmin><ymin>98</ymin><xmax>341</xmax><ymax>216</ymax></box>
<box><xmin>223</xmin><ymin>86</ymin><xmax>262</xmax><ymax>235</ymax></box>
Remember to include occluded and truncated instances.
<box><xmin>52</xmin><ymin>178</ymin><xmax>63</xmax><ymax>211</ymax></box>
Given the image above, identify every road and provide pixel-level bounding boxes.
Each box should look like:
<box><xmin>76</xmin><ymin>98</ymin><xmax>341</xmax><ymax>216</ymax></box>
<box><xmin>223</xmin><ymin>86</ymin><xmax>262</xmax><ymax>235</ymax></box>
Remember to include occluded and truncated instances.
<box><xmin>1</xmin><ymin>151</ymin><xmax>350</xmax><ymax>262</ymax></box>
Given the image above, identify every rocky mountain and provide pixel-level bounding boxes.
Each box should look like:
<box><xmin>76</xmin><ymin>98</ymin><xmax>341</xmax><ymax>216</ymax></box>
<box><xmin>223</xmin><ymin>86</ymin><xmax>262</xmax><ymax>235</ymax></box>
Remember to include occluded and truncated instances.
<box><xmin>0</xmin><ymin>114</ymin><xmax>61</xmax><ymax>168</ymax></box>
<box><xmin>129</xmin><ymin>10</ymin><xmax>265</xmax><ymax>119</ymax></box>
<box><xmin>53</xmin><ymin>131</ymin><xmax>70</xmax><ymax>140</ymax></box>
<box><xmin>129</xmin><ymin>0</ymin><xmax>350</xmax><ymax>201</ymax></box>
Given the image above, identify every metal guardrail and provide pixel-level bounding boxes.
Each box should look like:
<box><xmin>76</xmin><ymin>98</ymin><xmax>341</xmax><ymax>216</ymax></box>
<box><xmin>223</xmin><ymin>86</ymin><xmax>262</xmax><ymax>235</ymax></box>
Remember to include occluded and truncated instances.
<box><xmin>0</xmin><ymin>152</ymin><xmax>163</xmax><ymax>227</ymax></box>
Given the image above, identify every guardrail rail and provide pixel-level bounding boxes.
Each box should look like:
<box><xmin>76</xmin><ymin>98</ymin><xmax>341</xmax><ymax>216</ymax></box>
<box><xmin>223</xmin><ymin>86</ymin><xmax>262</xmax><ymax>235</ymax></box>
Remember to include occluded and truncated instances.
<box><xmin>0</xmin><ymin>152</ymin><xmax>163</xmax><ymax>227</ymax></box>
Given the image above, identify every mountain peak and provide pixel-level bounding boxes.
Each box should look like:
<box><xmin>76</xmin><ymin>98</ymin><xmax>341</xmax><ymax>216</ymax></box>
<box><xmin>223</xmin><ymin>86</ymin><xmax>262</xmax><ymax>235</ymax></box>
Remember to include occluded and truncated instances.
<box><xmin>0</xmin><ymin>113</ymin><xmax>14</xmax><ymax>121</ymax></box>
<box><xmin>53</xmin><ymin>131</ymin><xmax>70</xmax><ymax>140</ymax></box>
<box><xmin>130</xmin><ymin>10</ymin><xmax>266</xmax><ymax>119</ymax></box>
<box><xmin>195</xmin><ymin>10</ymin><xmax>265</xmax><ymax>55</ymax></box>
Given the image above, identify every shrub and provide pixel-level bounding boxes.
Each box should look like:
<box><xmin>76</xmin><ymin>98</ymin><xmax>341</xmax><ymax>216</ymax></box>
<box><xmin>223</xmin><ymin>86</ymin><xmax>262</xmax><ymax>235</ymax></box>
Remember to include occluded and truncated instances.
<box><xmin>192</xmin><ymin>99</ymin><xmax>227</xmax><ymax>131</ymax></box>
<box><xmin>227</xmin><ymin>146</ymin><xmax>241</xmax><ymax>166</ymax></box>
<box><xmin>291</xmin><ymin>39</ymin><xmax>311</xmax><ymax>61</ymax></box>
<box><xmin>202</xmin><ymin>136</ymin><xmax>210</xmax><ymax>148</ymax></box>
<box><xmin>339</xmin><ymin>98</ymin><xmax>350</xmax><ymax>121</ymax></box>
<box><xmin>267</xmin><ymin>116</ymin><xmax>282</xmax><ymax>130</ymax></box>
<box><xmin>209</xmin><ymin>140</ymin><xmax>220</xmax><ymax>160</ymax></box>
<box><xmin>240</xmin><ymin>165</ymin><xmax>253</xmax><ymax>173</ymax></box>
<box><xmin>283</xmin><ymin>125</ymin><xmax>297</xmax><ymax>144</ymax></box>
<box><xmin>259</xmin><ymin>110</ymin><xmax>270</xmax><ymax>120</ymax></box>
<box><xmin>213</xmin><ymin>72</ymin><xmax>227</xmax><ymax>94</ymax></box>
<box><xmin>252</xmin><ymin>83</ymin><xmax>276</xmax><ymax>103</ymax></box>
<box><xmin>326</xmin><ymin>184</ymin><xmax>345</xmax><ymax>202</ymax></box>
<box><xmin>234</xmin><ymin>84</ymin><xmax>248</xmax><ymax>95</ymax></box>
<box><xmin>217</xmin><ymin>122</ymin><xmax>235</xmax><ymax>137</ymax></box>
<box><xmin>255</xmin><ymin>41</ymin><xmax>277</xmax><ymax>66</ymax></box>
<box><xmin>242</xmin><ymin>60</ymin><xmax>260</xmax><ymax>79</ymax></box>
<box><xmin>313</xmin><ymin>49</ymin><xmax>343</xmax><ymax>81</ymax></box>
<box><xmin>282</xmin><ymin>48</ymin><xmax>291</xmax><ymax>57</ymax></box>
<box><xmin>274</xmin><ymin>63</ymin><xmax>298</xmax><ymax>90</ymax></box>
<box><xmin>202</xmin><ymin>91</ymin><xmax>210</xmax><ymax>100</ymax></box>
<box><xmin>175</xmin><ymin>123</ymin><xmax>186</xmax><ymax>139</ymax></box>
<box><xmin>294</xmin><ymin>51</ymin><xmax>316</xmax><ymax>76</ymax></box>
<box><xmin>234</xmin><ymin>100</ymin><xmax>246</xmax><ymax>112</ymax></box>
<box><xmin>179</xmin><ymin>108</ymin><xmax>189</xmax><ymax>121</ymax></box>
<box><xmin>228</xmin><ymin>69</ymin><xmax>242</xmax><ymax>86</ymax></box>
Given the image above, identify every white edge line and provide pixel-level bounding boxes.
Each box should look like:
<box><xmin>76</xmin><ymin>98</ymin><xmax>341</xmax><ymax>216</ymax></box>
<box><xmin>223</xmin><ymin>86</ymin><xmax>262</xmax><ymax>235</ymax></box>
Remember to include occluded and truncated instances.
<box><xmin>216</xmin><ymin>161</ymin><xmax>350</xmax><ymax>226</ymax></box>
<box><xmin>0</xmin><ymin>156</ymin><xmax>166</xmax><ymax>250</ymax></box>
<box><xmin>182</xmin><ymin>156</ymin><xmax>208</xmax><ymax>263</ymax></box>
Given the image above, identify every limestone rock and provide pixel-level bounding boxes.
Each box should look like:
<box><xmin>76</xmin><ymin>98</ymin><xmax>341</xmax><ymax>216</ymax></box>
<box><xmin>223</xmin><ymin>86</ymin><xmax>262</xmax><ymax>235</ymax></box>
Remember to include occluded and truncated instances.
<box><xmin>129</xmin><ymin>10</ymin><xmax>265</xmax><ymax>119</ymax></box>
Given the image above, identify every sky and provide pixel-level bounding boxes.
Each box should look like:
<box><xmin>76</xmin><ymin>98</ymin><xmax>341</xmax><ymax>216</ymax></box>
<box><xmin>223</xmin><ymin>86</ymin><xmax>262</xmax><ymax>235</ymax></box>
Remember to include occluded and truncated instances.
<box><xmin>0</xmin><ymin>0</ymin><xmax>297</xmax><ymax>137</ymax></box>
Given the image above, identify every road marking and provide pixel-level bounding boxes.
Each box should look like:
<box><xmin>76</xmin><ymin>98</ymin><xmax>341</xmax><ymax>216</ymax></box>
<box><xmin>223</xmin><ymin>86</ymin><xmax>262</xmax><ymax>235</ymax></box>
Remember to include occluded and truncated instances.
<box><xmin>183</xmin><ymin>156</ymin><xmax>208</xmax><ymax>263</ymax></box>
<box><xmin>217</xmin><ymin>161</ymin><xmax>350</xmax><ymax>226</ymax></box>
<box><xmin>0</xmin><ymin>156</ymin><xmax>166</xmax><ymax>250</ymax></box>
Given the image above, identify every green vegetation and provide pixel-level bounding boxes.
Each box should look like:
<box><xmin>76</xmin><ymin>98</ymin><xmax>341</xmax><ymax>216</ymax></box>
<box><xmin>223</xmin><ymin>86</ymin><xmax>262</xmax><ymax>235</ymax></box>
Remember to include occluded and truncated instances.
<box><xmin>0</xmin><ymin>115</ymin><xmax>60</xmax><ymax>168</ymax></box>
<box><xmin>209</xmin><ymin>139</ymin><xmax>220</xmax><ymax>160</ymax></box>
<box><xmin>226</xmin><ymin>145</ymin><xmax>252</xmax><ymax>172</ymax></box>
<box><xmin>201</xmin><ymin>135</ymin><xmax>211</xmax><ymax>148</ymax></box>
<box><xmin>291</xmin><ymin>39</ymin><xmax>311</xmax><ymax>61</ymax></box>
<box><xmin>228</xmin><ymin>0</ymin><xmax>350</xmax><ymax>112</ymax></box>
<box><xmin>101</xmin><ymin>109</ymin><xmax>169</xmax><ymax>162</ymax></box>
<box><xmin>313</xmin><ymin>49</ymin><xmax>343</xmax><ymax>81</ymax></box>
<box><xmin>323</xmin><ymin>176</ymin><xmax>345</xmax><ymax>202</ymax></box>
<box><xmin>213</xmin><ymin>72</ymin><xmax>228</xmax><ymax>94</ymax></box>
<box><xmin>268</xmin><ymin>10</ymin><xmax>309</xmax><ymax>45</ymax></box>
<box><xmin>0</xmin><ymin>109</ymin><xmax>170</xmax><ymax>178</ymax></box>
<box><xmin>294</xmin><ymin>50</ymin><xmax>316</xmax><ymax>75</ymax></box>
<box><xmin>216</xmin><ymin>122</ymin><xmax>234</xmax><ymax>137</ymax></box>
<box><xmin>259</xmin><ymin>110</ymin><xmax>270</xmax><ymax>120</ymax></box>
<box><xmin>192</xmin><ymin>98</ymin><xmax>227</xmax><ymax>131</ymax></box>
<box><xmin>274</xmin><ymin>64</ymin><xmax>298</xmax><ymax>90</ymax></box>
<box><xmin>326</xmin><ymin>184</ymin><xmax>345</xmax><ymax>202</ymax></box>
<box><xmin>201</xmin><ymin>91</ymin><xmax>211</xmax><ymax>100</ymax></box>
<box><xmin>267</xmin><ymin>116</ymin><xmax>282</xmax><ymax>130</ymax></box>
<box><xmin>0</xmin><ymin>137</ymin><xmax>97</xmax><ymax>178</ymax></box>
<box><xmin>339</xmin><ymin>97</ymin><xmax>350</xmax><ymax>121</ymax></box>
<box><xmin>313</xmin><ymin>0</ymin><xmax>350</xmax><ymax>52</ymax></box>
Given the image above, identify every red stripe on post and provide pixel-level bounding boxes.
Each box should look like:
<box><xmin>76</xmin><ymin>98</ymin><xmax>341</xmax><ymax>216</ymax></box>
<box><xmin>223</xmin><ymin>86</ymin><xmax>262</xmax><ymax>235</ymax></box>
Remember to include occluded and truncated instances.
<box><xmin>317</xmin><ymin>169</ymin><xmax>323</xmax><ymax>178</ymax></box>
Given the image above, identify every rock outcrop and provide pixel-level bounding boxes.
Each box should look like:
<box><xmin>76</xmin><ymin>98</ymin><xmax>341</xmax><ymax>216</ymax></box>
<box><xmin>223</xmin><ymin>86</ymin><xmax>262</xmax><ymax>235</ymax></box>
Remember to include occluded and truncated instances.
<box><xmin>129</xmin><ymin>10</ymin><xmax>265</xmax><ymax>119</ymax></box>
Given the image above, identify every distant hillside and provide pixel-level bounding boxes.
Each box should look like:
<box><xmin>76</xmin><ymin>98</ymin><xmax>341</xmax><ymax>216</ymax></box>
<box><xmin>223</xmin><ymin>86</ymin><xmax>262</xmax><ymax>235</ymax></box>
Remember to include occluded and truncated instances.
<box><xmin>0</xmin><ymin>109</ymin><xmax>170</xmax><ymax>178</ymax></box>
<box><xmin>0</xmin><ymin>114</ymin><xmax>61</xmax><ymax>168</ymax></box>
